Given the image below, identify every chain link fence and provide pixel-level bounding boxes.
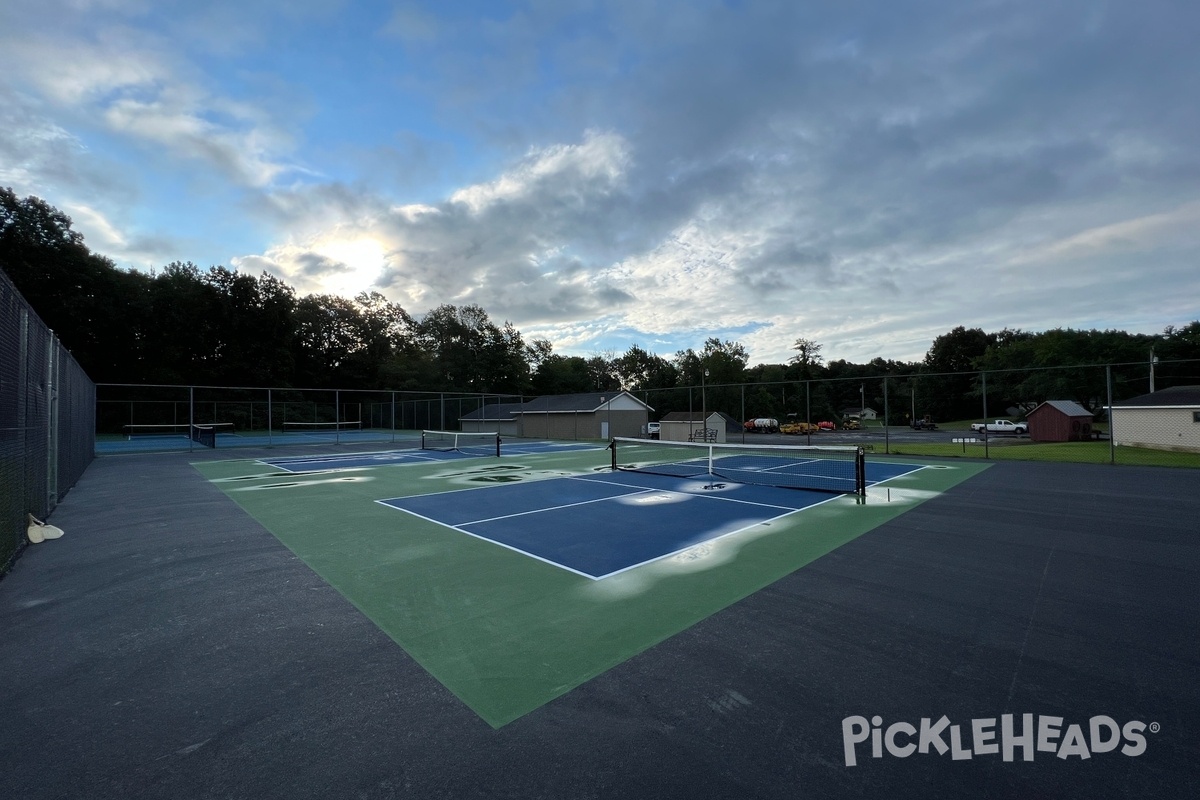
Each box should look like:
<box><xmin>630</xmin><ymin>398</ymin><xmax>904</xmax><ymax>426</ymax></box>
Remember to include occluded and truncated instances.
<box><xmin>92</xmin><ymin>360</ymin><xmax>1200</xmax><ymax>468</ymax></box>
<box><xmin>1</xmin><ymin>268</ymin><xmax>95</xmax><ymax>576</ymax></box>
<box><xmin>94</xmin><ymin>384</ymin><xmax>525</xmax><ymax>453</ymax></box>
<box><xmin>635</xmin><ymin>360</ymin><xmax>1200</xmax><ymax>467</ymax></box>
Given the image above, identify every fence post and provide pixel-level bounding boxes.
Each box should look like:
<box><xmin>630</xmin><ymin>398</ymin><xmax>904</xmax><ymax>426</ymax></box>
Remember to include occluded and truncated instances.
<box><xmin>740</xmin><ymin>384</ymin><xmax>745</xmax><ymax>444</ymax></box>
<box><xmin>46</xmin><ymin>334</ymin><xmax>59</xmax><ymax>509</ymax></box>
<box><xmin>1106</xmin><ymin>365</ymin><xmax>1115</xmax><ymax>465</ymax></box>
<box><xmin>806</xmin><ymin>381</ymin><xmax>811</xmax><ymax>444</ymax></box>
<box><xmin>981</xmin><ymin>371</ymin><xmax>988</xmax><ymax>459</ymax></box>
<box><xmin>883</xmin><ymin>377</ymin><xmax>890</xmax><ymax>454</ymax></box>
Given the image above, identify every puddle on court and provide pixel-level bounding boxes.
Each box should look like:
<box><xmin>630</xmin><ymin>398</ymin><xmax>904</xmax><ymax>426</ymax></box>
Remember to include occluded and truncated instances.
<box><xmin>579</xmin><ymin>520</ymin><xmax>777</xmax><ymax>599</ymax></box>
<box><xmin>856</xmin><ymin>486</ymin><xmax>940</xmax><ymax>505</ymax></box>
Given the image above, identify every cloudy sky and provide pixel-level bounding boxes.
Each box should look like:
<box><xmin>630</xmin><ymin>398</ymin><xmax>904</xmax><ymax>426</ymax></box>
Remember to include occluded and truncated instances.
<box><xmin>2</xmin><ymin>0</ymin><xmax>1197</xmax><ymax>364</ymax></box>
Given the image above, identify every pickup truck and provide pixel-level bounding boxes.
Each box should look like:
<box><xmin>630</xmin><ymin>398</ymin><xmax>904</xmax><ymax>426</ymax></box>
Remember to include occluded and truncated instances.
<box><xmin>970</xmin><ymin>419</ymin><xmax>1028</xmax><ymax>434</ymax></box>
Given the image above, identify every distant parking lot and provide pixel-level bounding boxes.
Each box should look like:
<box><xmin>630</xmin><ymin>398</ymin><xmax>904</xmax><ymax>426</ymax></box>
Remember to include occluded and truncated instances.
<box><xmin>731</xmin><ymin>426</ymin><xmax>1027</xmax><ymax>447</ymax></box>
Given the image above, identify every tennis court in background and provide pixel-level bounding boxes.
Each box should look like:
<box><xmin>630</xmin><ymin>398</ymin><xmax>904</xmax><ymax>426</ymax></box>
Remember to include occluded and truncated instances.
<box><xmin>96</xmin><ymin>419</ymin><xmax>444</xmax><ymax>454</ymax></box>
<box><xmin>194</xmin><ymin>439</ymin><xmax>965</xmax><ymax>726</ymax></box>
<box><xmin>257</xmin><ymin>438</ymin><xmax>595</xmax><ymax>473</ymax></box>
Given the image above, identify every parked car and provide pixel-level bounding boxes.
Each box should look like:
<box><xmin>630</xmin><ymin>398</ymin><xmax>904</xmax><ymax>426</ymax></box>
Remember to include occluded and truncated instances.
<box><xmin>817</xmin><ymin>421</ymin><xmax>836</xmax><ymax>430</ymax></box>
<box><xmin>970</xmin><ymin>419</ymin><xmax>1028</xmax><ymax>435</ymax></box>
<box><xmin>911</xmin><ymin>417</ymin><xmax>938</xmax><ymax>431</ymax></box>
<box><xmin>643</xmin><ymin>422</ymin><xmax>661</xmax><ymax>439</ymax></box>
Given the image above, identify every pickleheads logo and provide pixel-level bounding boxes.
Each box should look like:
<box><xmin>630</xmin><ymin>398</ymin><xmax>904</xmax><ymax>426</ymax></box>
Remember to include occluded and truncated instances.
<box><xmin>841</xmin><ymin>714</ymin><xmax>1158</xmax><ymax>767</ymax></box>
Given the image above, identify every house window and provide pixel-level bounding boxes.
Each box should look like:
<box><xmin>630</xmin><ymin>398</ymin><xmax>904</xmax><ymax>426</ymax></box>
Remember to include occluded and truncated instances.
<box><xmin>1194</xmin><ymin>411</ymin><xmax>1200</xmax><ymax>423</ymax></box>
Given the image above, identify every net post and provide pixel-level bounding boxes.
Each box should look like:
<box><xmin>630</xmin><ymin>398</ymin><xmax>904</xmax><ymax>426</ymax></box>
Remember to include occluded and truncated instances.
<box><xmin>609</xmin><ymin>438</ymin><xmax>617</xmax><ymax>470</ymax></box>
<box><xmin>855</xmin><ymin>446</ymin><xmax>866</xmax><ymax>496</ymax></box>
<box><xmin>495</xmin><ymin>433</ymin><xmax>501</xmax><ymax>458</ymax></box>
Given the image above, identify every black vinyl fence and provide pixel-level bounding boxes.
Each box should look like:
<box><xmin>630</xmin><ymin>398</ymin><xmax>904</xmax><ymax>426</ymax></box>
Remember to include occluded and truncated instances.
<box><xmin>1</xmin><ymin>267</ymin><xmax>95</xmax><ymax>576</ymax></box>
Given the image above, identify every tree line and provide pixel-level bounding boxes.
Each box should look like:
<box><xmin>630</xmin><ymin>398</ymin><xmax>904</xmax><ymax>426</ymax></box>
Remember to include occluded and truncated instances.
<box><xmin>3</xmin><ymin>187</ymin><xmax>1198</xmax><ymax>423</ymax></box>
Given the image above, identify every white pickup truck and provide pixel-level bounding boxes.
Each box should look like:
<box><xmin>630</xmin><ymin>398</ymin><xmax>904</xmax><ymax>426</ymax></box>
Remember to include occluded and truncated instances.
<box><xmin>970</xmin><ymin>419</ymin><xmax>1028</xmax><ymax>434</ymax></box>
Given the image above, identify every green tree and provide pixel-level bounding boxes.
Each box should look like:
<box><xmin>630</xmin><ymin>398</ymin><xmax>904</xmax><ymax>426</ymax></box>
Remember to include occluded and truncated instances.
<box><xmin>1155</xmin><ymin>323</ymin><xmax>1200</xmax><ymax>389</ymax></box>
<box><xmin>292</xmin><ymin>294</ymin><xmax>364</xmax><ymax>386</ymax></box>
<box><xmin>613</xmin><ymin>344</ymin><xmax>678</xmax><ymax>391</ymax></box>
<box><xmin>531</xmin><ymin>355</ymin><xmax>594</xmax><ymax>394</ymax></box>
<box><xmin>976</xmin><ymin>328</ymin><xmax>1157</xmax><ymax>410</ymax></box>
<box><xmin>922</xmin><ymin>326</ymin><xmax>996</xmax><ymax>420</ymax></box>
<box><xmin>788</xmin><ymin>337</ymin><xmax>825</xmax><ymax>384</ymax></box>
<box><xmin>411</xmin><ymin>304</ymin><xmax>530</xmax><ymax>393</ymax></box>
<box><xmin>0</xmin><ymin>187</ymin><xmax>139</xmax><ymax>379</ymax></box>
<box><xmin>585</xmin><ymin>353</ymin><xmax>621</xmax><ymax>392</ymax></box>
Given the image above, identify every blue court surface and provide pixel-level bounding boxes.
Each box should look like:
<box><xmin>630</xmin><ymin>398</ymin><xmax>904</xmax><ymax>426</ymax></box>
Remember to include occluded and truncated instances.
<box><xmin>378</xmin><ymin>461</ymin><xmax>923</xmax><ymax>579</ymax></box>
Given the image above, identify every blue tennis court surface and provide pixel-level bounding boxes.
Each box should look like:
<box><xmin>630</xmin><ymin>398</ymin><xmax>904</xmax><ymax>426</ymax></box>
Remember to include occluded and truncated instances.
<box><xmin>379</xmin><ymin>461</ymin><xmax>924</xmax><ymax>579</ymax></box>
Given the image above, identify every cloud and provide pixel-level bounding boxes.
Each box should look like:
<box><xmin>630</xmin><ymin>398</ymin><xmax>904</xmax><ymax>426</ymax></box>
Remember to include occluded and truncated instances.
<box><xmin>0</xmin><ymin>87</ymin><xmax>94</xmax><ymax>192</ymax></box>
<box><xmin>7</xmin><ymin>0</ymin><xmax>1200</xmax><ymax>366</ymax></box>
<box><xmin>245</xmin><ymin>130</ymin><xmax>639</xmax><ymax>322</ymax></box>
<box><xmin>1012</xmin><ymin>202</ymin><xmax>1200</xmax><ymax>265</ymax></box>
<box><xmin>103</xmin><ymin>95</ymin><xmax>294</xmax><ymax>187</ymax></box>
<box><xmin>0</xmin><ymin>22</ymin><xmax>299</xmax><ymax>189</ymax></box>
<box><xmin>449</xmin><ymin>130</ymin><xmax>630</xmax><ymax>212</ymax></box>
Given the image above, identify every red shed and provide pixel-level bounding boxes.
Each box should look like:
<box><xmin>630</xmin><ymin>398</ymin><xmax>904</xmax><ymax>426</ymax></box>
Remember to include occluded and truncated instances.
<box><xmin>1027</xmin><ymin>400</ymin><xmax>1094</xmax><ymax>442</ymax></box>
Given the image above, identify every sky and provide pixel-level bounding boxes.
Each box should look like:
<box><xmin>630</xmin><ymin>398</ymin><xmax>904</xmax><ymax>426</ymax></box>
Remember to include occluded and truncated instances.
<box><xmin>2</xmin><ymin>0</ymin><xmax>1198</xmax><ymax>365</ymax></box>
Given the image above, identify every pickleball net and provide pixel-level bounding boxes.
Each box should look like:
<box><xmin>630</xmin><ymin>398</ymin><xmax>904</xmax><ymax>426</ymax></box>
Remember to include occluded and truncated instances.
<box><xmin>609</xmin><ymin>437</ymin><xmax>866</xmax><ymax>495</ymax></box>
<box><xmin>421</xmin><ymin>430</ymin><xmax>502</xmax><ymax>457</ymax></box>
<box><xmin>189</xmin><ymin>422</ymin><xmax>234</xmax><ymax>448</ymax></box>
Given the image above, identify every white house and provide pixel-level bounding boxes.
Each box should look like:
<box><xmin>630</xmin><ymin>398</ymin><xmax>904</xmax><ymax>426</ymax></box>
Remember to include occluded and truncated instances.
<box><xmin>1108</xmin><ymin>386</ymin><xmax>1200</xmax><ymax>453</ymax></box>
<box><xmin>461</xmin><ymin>392</ymin><xmax>652</xmax><ymax>440</ymax></box>
<box><xmin>658</xmin><ymin>411</ymin><xmax>728</xmax><ymax>443</ymax></box>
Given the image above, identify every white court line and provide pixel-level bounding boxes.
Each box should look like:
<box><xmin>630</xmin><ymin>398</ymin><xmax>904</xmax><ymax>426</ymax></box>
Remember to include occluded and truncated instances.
<box><xmin>460</xmin><ymin>488</ymin><xmax>658</xmax><ymax>525</ymax></box>
<box><xmin>372</xmin><ymin>500</ymin><xmax>600</xmax><ymax>580</ymax></box>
